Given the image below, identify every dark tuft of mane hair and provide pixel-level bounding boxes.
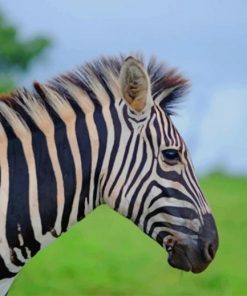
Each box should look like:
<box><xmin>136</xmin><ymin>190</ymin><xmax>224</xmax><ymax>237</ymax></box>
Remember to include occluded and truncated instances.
<box><xmin>146</xmin><ymin>56</ymin><xmax>189</xmax><ymax>115</ymax></box>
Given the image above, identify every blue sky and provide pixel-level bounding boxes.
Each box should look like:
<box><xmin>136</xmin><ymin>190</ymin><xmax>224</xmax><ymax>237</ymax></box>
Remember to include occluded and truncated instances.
<box><xmin>1</xmin><ymin>0</ymin><xmax>247</xmax><ymax>175</ymax></box>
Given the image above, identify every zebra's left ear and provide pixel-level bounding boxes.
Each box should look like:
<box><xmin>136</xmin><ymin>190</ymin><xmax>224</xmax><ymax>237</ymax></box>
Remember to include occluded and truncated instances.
<box><xmin>119</xmin><ymin>57</ymin><xmax>152</xmax><ymax>113</ymax></box>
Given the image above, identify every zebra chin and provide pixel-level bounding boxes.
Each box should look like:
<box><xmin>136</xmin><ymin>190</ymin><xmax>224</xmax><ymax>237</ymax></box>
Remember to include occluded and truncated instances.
<box><xmin>164</xmin><ymin>214</ymin><xmax>219</xmax><ymax>273</ymax></box>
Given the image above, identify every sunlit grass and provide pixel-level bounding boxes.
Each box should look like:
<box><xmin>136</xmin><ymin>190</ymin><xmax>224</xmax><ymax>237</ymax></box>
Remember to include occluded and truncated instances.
<box><xmin>10</xmin><ymin>173</ymin><xmax>247</xmax><ymax>295</ymax></box>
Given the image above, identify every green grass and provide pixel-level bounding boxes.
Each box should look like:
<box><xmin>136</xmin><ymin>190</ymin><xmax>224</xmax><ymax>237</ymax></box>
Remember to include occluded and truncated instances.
<box><xmin>10</xmin><ymin>173</ymin><xmax>247</xmax><ymax>295</ymax></box>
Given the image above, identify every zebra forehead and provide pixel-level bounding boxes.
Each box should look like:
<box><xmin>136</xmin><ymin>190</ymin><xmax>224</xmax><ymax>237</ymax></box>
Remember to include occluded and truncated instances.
<box><xmin>0</xmin><ymin>54</ymin><xmax>189</xmax><ymax>123</ymax></box>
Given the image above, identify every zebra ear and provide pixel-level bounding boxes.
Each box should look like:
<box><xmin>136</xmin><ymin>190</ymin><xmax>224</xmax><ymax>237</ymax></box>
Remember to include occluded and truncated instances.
<box><xmin>119</xmin><ymin>57</ymin><xmax>152</xmax><ymax>112</ymax></box>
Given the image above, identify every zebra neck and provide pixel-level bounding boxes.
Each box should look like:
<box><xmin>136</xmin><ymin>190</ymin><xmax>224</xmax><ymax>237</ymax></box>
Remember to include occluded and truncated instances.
<box><xmin>0</xmin><ymin>98</ymin><xmax>110</xmax><ymax>257</ymax></box>
<box><xmin>0</xmin><ymin>73</ymin><xmax>129</xmax><ymax>262</ymax></box>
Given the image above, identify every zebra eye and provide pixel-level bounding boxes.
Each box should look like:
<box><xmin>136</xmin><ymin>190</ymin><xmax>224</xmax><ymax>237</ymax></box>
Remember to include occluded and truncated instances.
<box><xmin>161</xmin><ymin>149</ymin><xmax>180</xmax><ymax>165</ymax></box>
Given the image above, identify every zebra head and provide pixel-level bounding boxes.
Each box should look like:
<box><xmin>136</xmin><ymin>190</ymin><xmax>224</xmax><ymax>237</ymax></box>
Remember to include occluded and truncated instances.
<box><xmin>103</xmin><ymin>56</ymin><xmax>218</xmax><ymax>273</ymax></box>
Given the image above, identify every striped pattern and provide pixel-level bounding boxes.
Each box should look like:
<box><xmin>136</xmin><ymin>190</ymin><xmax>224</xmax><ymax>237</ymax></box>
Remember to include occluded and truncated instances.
<box><xmin>0</xmin><ymin>55</ymin><xmax>212</xmax><ymax>295</ymax></box>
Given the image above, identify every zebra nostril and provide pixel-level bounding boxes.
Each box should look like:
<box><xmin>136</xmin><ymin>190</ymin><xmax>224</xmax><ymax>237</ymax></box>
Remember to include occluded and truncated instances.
<box><xmin>208</xmin><ymin>243</ymin><xmax>215</xmax><ymax>259</ymax></box>
<box><xmin>203</xmin><ymin>242</ymin><xmax>216</xmax><ymax>262</ymax></box>
<box><xmin>201</xmin><ymin>214</ymin><xmax>219</xmax><ymax>263</ymax></box>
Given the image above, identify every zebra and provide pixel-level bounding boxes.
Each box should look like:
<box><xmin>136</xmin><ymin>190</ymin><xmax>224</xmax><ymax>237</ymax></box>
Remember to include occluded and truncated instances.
<box><xmin>0</xmin><ymin>55</ymin><xmax>218</xmax><ymax>295</ymax></box>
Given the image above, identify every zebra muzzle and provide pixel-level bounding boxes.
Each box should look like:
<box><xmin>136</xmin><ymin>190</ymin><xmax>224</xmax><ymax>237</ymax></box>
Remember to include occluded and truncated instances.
<box><xmin>165</xmin><ymin>214</ymin><xmax>219</xmax><ymax>273</ymax></box>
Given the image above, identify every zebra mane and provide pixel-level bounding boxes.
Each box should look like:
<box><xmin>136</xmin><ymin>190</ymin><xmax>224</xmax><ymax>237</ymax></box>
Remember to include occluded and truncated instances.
<box><xmin>51</xmin><ymin>54</ymin><xmax>189</xmax><ymax>116</ymax></box>
<box><xmin>0</xmin><ymin>54</ymin><xmax>189</xmax><ymax>117</ymax></box>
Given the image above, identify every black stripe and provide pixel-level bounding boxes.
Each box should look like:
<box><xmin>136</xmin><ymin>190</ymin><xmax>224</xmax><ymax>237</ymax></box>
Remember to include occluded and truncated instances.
<box><xmin>9</xmin><ymin>249</ymin><xmax>24</xmax><ymax>267</ymax></box>
<box><xmin>145</xmin><ymin>114</ymin><xmax>156</xmax><ymax>157</ymax></box>
<box><xmin>53</xmin><ymin>116</ymin><xmax>76</xmax><ymax>233</ymax></box>
<box><xmin>92</xmin><ymin>106</ymin><xmax>108</xmax><ymax>207</ymax></box>
<box><xmin>153</xmin><ymin>115</ymin><xmax>162</xmax><ymax>148</ymax></box>
<box><xmin>113</xmin><ymin>135</ymin><xmax>141</xmax><ymax>211</ymax></box>
<box><xmin>109</xmin><ymin>134</ymin><xmax>133</xmax><ymax>198</ymax></box>
<box><xmin>156</xmin><ymin>166</ymin><xmax>202</xmax><ymax>210</ymax></box>
<box><xmin>150</xmin><ymin>206</ymin><xmax>197</xmax><ymax>220</ymax></box>
<box><xmin>18</xmin><ymin>94</ymin><xmax>59</xmax><ymax>236</ymax></box>
<box><xmin>0</xmin><ymin>256</ymin><xmax>16</xmax><ymax>280</ymax></box>
<box><xmin>173</xmin><ymin>125</ymin><xmax>180</xmax><ymax>146</ymax></box>
<box><xmin>126</xmin><ymin>157</ymin><xmax>155</xmax><ymax>219</ymax></box>
<box><xmin>6</xmin><ymin>124</ymin><xmax>41</xmax><ymax>258</ymax></box>
<box><xmin>156</xmin><ymin>106</ymin><xmax>169</xmax><ymax>147</ymax></box>
<box><xmin>123</xmin><ymin>105</ymin><xmax>134</xmax><ymax>131</ymax></box>
<box><xmin>156</xmin><ymin>231</ymin><xmax>171</xmax><ymax>246</ymax></box>
<box><xmin>134</xmin><ymin>181</ymin><xmax>196</xmax><ymax>225</ymax></box>
<box><xmin>100</xmin><ymin>91</ymin><xmax>122</xmax><ymax>198</ymax></box>
<box><xmin>144</xmin><ymin>220</ymin><xmax>197</xmax><ymax>236</ymax></box>
<box><xmin>125</xmin><ymin>135</ymin><xmax>140</xmax><ymax>180</ymax></box>
<box><xmin>184</xmin><ymin>150</ymin><xmax>206</xmax><ymax>200</ymax></box>
<box><xmin>75</xmin><ymin>110</ymin><xmax>91</xmax><ymax>221</ymax></box>
<box><xmin>124</xmin><ymin>142</ymin><xmax>148</xmax><ymax>200</ymax></box>
<box><xmin>166</xmin><ymin>116</ymin><xmax>174</xmax><ymax>145</ymax></box>
<box><xmin>31</xmin><ymin>128</ymin><xmax>58</xmax><ymax>235</ymax></box>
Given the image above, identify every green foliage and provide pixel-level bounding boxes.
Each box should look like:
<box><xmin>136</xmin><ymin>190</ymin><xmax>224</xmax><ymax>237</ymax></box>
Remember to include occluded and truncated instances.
<box><xmin>9</xmin><ymin>174</ymin><xmax>247</xmax><ymax>295</ymax></box>
<box><xmin>0</xmin><ymin>11</ymin><xmax>50</xmax><ymax>93</ymax></box>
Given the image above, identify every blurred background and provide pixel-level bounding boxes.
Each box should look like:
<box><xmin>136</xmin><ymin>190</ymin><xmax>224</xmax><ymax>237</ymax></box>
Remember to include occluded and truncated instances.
<box><xmin>0</xmin><ymin>0</ymin><xmax>246</xmax><ymax>295</ymax></box>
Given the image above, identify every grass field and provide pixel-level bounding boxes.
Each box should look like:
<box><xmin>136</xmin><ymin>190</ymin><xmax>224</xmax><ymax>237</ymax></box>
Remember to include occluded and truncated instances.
<box><xmin>9</xmin><ymin>173</ymin><xmax>247</xmax><ymax>295</ymax></box>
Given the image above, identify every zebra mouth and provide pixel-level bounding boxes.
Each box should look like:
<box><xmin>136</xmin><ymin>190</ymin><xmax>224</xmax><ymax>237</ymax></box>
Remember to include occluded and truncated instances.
<box><xmin>165</xmin><ymin>242</ymin><xmax>211</xmax><ymax>273</ymax></box>
<box><xmin>166</xmin><ymin>244</ymin><xmax>192</xmax><ymax>272</ymax></box>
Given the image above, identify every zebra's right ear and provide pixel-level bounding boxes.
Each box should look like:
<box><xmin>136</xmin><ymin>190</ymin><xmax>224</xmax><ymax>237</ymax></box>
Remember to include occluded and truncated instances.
<box><xmin>119</xmin><ymin>57</ymin><xmax>152</xmax><ymax>113</ymax></box>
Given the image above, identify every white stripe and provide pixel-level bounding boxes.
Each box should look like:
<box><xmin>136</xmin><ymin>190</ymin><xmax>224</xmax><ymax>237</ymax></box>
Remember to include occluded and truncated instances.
<box><xmin>41</xmin><ymin>86</ymin><xmax>83</xmax><ymax>228</ymax></box>
<box><xmin>13</xmin><ymin>248</ymin><xmax>26</xmax><ymax>264</ymax></box>
<box><xmin>102</xmin><ymin>104</ymin><xmax>131</xmax><ymax>207</ymax></box>
<box><xmin>124</xmin><ymin>143</ymin><xmax>155</xmax><ymax>220</ymax></box>
<box><xmin>90</xmin><ymin>78</ymin><xmax>114</xmax><ymax>206</ymax></box>
<box><xmin>64</xmin><ymin>82</ymin><xmax>99</xmax><ymax>213</ymax></box>
<box><xmin>181</xmin><ymin>169</ymin><xmax>206</xmax><ymax>217</ymax></box>
<box><xmin>111</xmin><ymin>131</ymin><xmax>139</xmax><ymax>215</ymax></box>
<box><xmin>146</xmin><ymin>212</ymin><xmax>201</xmax><ymax>235</ymax></box>
<box><xmin>0</xmin><ymin>277</ymin><xmax>15</xmax><ymax>296</ymax></box>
